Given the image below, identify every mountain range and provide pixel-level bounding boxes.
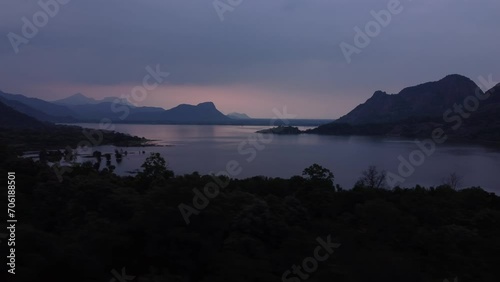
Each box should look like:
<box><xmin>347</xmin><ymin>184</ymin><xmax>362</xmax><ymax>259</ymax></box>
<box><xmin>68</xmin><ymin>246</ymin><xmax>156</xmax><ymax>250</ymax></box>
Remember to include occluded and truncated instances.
<box><xmin>0</xmin><ymin>91</ymin><xmax>330</xmax><ymax>126</ymax></box>
<box><xmin>227</xmin><ymin>112</ymin><xmax>252</xmax><ymax>119</ymax></box>
<box><xmin>2</xmin><ymin>74</ymin><xmax>499</xmax><ymax>142</ymax></box>
<box><xmin>0</xmin><ymin>90</ymin><xmax>234</xmax><ymax>124</ymax></box>
<box><xmin>52</xmin><ymin>92</ymin><xmax>135</xmax><ymax>107</ymax></box>
<box><xmin>0</xmin><ymin>99</ymin><xmax>47</xmax><ymax>129</ymax></box>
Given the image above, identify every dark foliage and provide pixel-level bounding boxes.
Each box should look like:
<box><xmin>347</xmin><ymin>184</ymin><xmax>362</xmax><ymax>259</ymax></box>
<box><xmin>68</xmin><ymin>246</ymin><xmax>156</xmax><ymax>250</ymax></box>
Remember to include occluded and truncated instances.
<box><xmin>1</xmin><ymin>149</ymin><xmax>499</xmax><ymax>282</ymax></box>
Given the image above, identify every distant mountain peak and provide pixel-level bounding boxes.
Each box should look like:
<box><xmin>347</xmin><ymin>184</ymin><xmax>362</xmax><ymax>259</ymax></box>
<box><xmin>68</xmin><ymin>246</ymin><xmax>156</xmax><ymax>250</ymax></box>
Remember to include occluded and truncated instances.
<box><xmin>227</xmin><ymin>112</ymin><xmax>251</xmax><ymax>119</ymax></box>
<box><xmin>53</xmin><ymin>93</ymin><xmax>135</xmax><ymax>107</ymax></box>
<box><xmin>372</xmin><ymin>90</ymin><xmax>389</xmax><ymax>98</ymax></box>
<box><xmin>70</xmin><ymin>92</ymin><xmax>87</xmax><ymax>98</ymax></box>
<box><xmin>53</xmin><ymin>93</ymin><xmax>97</xmax><ymax>105</ymax></box>
<box><xmin>441</xmin><ymin>74</ymin><xmax>472</xmax><ymax>81</ymax></box>
<box><xmin>197</xmin><ymin>102</ymin><xmax>216</xmax><ymax>108</ymax></box>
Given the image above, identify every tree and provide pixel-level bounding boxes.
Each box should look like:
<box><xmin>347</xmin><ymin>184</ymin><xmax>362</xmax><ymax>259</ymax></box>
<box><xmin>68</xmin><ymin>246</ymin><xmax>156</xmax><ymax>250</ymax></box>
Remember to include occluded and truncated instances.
<box><xmin>357</xmin><ymin>166</ymin><xmax>387</xmax><ymax>189</ymax></box>
<box><xmin>302</xmin><ymin>163</ymin><xmax>334</xmax><ymax>187</ymax></box>
<box><xmin>138</xmin><ymin>153</ymin><xmax>173</xmax><ymax>183</ymax></box>
<box><xmin>115</xmin><ymin>149</ymin><xmax>123</xmax><ymax>164</ymax></box>
<box><xmin>39</xmin><ymin>149</ymin><xmax>48</xmax><ymax>163</ymax></box>
<box><xmin>443</xmin><ymin>172</ymin><xmax>463</xmax><ymax>190</ymax></box>
<box><xmin>93</xmin><ymin>150</ymin><xmax>102</xmax><ymax>162</ymax></box>
<box><xmin>104</xmin><ymin>153</ymin><xmax>112</xmax><ymax>162</ymax></box>
<box><xmin>104</xmin><ymin>153</ymin><xmax>112</xmax><ymax>167</ymax></box>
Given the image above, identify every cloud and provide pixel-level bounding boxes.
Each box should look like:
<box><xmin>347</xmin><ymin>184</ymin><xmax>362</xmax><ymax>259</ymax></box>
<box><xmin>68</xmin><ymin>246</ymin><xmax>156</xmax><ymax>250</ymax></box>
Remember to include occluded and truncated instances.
<box><xmin>0</xmin><ymin>0</ymin><xmax>499</xmax><ymax>118</ymax></box>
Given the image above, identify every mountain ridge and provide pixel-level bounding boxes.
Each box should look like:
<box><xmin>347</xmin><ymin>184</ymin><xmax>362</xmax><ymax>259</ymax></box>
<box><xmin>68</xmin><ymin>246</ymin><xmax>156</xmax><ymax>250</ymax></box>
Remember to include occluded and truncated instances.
<box><xmin>227</xmin><ymin>112</ymin><xmax>251</xmax><ymax>119</ymax></box>
<box><xmin>0</xmin><ymin>90</ymin><xmax>233</xmax><ymax>124</ymax></box>
<box><xmin>309</xmin><ymin>74</ymin><xmax>500</xmax><ymax>142</ymax></box>
<box><xmin>335</xmin><ymin>74</ymin><xmax>483</xmax><ymax>124</ymax></box>
<box><xmin>0</xmin><ymin>100</ymin><xmax>47</xmax><ymax>129</ymax></box>
<box><xmin>53</xmin><ymin>93</ymin><xmax>136</xmax><ymax>107</ymax></box>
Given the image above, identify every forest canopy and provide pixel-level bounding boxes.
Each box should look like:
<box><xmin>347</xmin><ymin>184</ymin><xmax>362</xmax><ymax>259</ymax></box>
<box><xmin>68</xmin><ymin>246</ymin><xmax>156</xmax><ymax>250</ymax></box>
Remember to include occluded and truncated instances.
<box><xmin>1</xmin><ymin>147</ymin><xmax>499</xmax><ymax>282</ymax></box>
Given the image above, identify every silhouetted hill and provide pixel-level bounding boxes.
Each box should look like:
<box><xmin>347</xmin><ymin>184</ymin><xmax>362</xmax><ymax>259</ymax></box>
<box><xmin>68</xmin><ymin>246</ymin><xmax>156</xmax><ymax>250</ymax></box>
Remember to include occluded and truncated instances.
<box><xmin>485</xmin><ymin>83</ymin><xmax>500</xmax><ymax>105</ymax></box>
<box><xmin>0</xmin><ymin>100</ymin><xmax>46</xmax><ymax>129</ymax></box>
<box><xmin>336</xmin><ymin>74</ymin><xmax>481</xmax><ymax>124</ymax></box>
<box><xmin>310</xmin><ymin>75</ymin><xmax>500</xmax><ymax>143</ymax></box>
<box><xmin>0</xmin><ymin>96</ymin><xmax>78</xmax><ymax>123</ymax></box>
<box><xmin>227</xmin><ymin>112</ymin><xmax>251</xmax><ymax>119</ymax></box>
<box><xmin>65</xmin><ymin>102</ymin><xmax>163</xmax><ymax>121</ymax></box>
<box><xmin>64</xmin><ymin>101</ymin><xmax>229</xmax><ymax>123</ymax></box>
<box><xmin>166</xmin><ymin>102</ymin><xmax>230</xmax><ymax>122</ymax></box>
<box><xmin>0</xmin><ymin>90</ymin><xmax>77</xmax><ymax>120</ymax></box>
<box><xmin>53</xmin><ymin>93</ymin><xmax>97</xmax><ymax>105</ymax></box>
<box><xmin>0</xmin><ymin>91</ymin><xmax>235</xmax><ymax>124</ymax></box>
<box><xmin>127</xmin><ymin>102</ymin><xmax>231</xmax><ymax>123</ymax></box>
<box><xmin>53</xmin><ymin>93</ymin><xmax>135</xmax><ymax>107</ymax></box>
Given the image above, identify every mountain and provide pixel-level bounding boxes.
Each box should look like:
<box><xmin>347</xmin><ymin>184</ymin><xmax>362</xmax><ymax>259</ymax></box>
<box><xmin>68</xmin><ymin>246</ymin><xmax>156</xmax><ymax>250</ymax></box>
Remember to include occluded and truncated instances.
<box><xmin>335</xmin><ymin>74</ymin><xmax>481</xmax><ymax>124</ymax></box>
<box><xmin>0</xmin><ymin>96</ymin><xmax>78</xmax><ymax>123</ymax></box>
<box><xmin>227</xmin><ymin>112</ymin><xmax>251</xmax><ymax>119</ymax></box>
<box><xmin>0</xmin><ymin>90</ymin><xmax>77</xmax><ymax>120</ymax></box>
<box><xmin>56</xmin><ymin>100</ymin><xmax>231</xmax><ymax>124</ymax></box>
<box><xmin>0</xmin><ymin>100</ymin><xmax>46</xmax><ymax>129</ymax></box>
<box><xmin>310</xmin><ymin>75</ymin><xmax>500</xmax><ymax>142</ymax></box>
<box><xmin>127</xmin><ymin>102</ymin><xmax>231</xmax><ymax>124</ymax></box>
<box><xmin>51</xmin><ymin>94</ymin><xmax>228</xmax><ymax>123</ymax></box>
<box><xmin>53</xmin><ymin>93</ymin><xmax>135</xmax><ymax>107</ymax></box>
<box><xmin>485</xmin><ymin>83</ymin><xmax>500</xmax><ymax>105</ymax></box>
<box><xmin>67</xmin><ymin>102</ymin><xmax>163</xmax><ymax>121</ymax></box>
<box><xmin>52</xmin><ymin>93</ymin><xmax>97</xmax><ymax>105</ymax></box>
<box><xmin>0</xmin><ymin>90</ymin><xmax>231</xmax><ymax>124</ymax></box>
<box><xmin>159</xmin><ymin>102</ymin><xmax>231</xmax><ymax>123</ymax></box>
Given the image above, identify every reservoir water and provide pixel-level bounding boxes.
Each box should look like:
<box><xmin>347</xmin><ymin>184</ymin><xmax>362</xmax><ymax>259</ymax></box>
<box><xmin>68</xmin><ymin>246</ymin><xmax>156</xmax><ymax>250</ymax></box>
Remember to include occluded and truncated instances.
<box><xmin>70</xmin><ymin>124</ymin><xmax>500</xmax><ymax>194</ymax></box>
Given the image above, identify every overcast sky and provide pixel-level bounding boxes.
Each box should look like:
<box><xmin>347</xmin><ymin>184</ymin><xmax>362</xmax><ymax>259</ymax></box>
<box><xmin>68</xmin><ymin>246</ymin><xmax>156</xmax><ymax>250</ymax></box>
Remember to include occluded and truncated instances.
<box><xmin>0</xmin><ymin>0</ymin><xmax>499</xmax><ymax>118</ymax></box>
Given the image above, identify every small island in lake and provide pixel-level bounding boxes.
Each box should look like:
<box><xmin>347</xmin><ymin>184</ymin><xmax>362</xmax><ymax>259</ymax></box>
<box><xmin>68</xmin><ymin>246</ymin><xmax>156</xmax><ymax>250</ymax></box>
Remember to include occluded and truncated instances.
<box><xmin>257</xmin><ymin>125</ymin><xmax>302</xmax><ymax>135</ymax></box>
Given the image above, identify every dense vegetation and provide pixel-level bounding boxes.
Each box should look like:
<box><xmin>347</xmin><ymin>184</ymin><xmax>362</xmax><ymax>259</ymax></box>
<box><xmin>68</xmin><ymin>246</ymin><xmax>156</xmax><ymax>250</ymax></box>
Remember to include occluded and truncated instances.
<box><xmin>0</xmin><ymin>125</ymin><xmax>148</xmax><ymax>152</ymax></box>
<box><xmin>1</xmin><ymin>146</ymin><xmax>499</xmax><ymax>282</ymax></box>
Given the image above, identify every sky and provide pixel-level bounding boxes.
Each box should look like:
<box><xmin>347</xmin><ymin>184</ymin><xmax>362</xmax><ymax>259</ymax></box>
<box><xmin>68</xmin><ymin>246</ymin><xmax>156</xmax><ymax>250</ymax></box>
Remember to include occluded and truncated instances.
<box><xmin>0</xmin><ymin>0</ymin><xmax>499</xmax><ymax>119</ymax></box>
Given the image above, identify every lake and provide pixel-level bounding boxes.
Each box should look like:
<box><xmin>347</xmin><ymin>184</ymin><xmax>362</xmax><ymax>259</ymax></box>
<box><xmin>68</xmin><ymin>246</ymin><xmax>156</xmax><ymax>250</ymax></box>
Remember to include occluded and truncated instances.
<box><xmin>71</xmin><ymin>124</ymin><xmax>500</xmax><ymax>194</ymax></box>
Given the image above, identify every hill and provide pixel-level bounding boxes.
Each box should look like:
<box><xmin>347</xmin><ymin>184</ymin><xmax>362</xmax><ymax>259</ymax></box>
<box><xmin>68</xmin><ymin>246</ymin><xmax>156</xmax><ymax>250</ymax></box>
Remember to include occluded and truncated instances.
<box><xmin>310</xmin><ymin>75</ymin><xmax>500</xmax><ymax>143</ymax></box>
<box><xmin>1</xmin><ymin>90</ymin><xmax>233</xmax><ymax>124</ymax></box>
<box><xmin>0</xmin><ymin>100</ymin><xmax>46</xmax><ymax>129</ymax></box>
<box><xmin>0</xmin><ymin>90</ymin><xmax>77</xmax><ymax>121</ymax></box>
<box><xmin>53</xmin><ymin>93</ymin><xmax>135</xmax><ymax>107</ymax></box>
<box><xmin>127</xmin><ymin>102</ymin><xmax>231</xmax><ymax>124</ymax></box>
<box><xmin>227</xmin><ymin>112</ymin><xmax>252</xmax><ymax>119</ymax></box>
<box><xmin>336</xmin><ymin>74</ymin><xmax>481</xmax><ymax>124</ymax></box>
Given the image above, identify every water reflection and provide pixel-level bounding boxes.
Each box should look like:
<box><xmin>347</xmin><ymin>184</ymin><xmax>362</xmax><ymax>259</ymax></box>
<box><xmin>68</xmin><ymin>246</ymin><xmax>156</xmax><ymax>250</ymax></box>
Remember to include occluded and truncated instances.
<box><xmin>63</xmin><ymin>124</ymin><xmax>500</xmax><ymax>194</ymax></box>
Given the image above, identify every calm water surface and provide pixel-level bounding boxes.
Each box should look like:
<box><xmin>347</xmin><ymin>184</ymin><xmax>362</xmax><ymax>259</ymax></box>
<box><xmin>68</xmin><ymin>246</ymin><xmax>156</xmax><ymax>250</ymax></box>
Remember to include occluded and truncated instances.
<box><xmin>73</xmin><ymin>124</ymin><xmax>500</xmax><ymax>194</ymax></box>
